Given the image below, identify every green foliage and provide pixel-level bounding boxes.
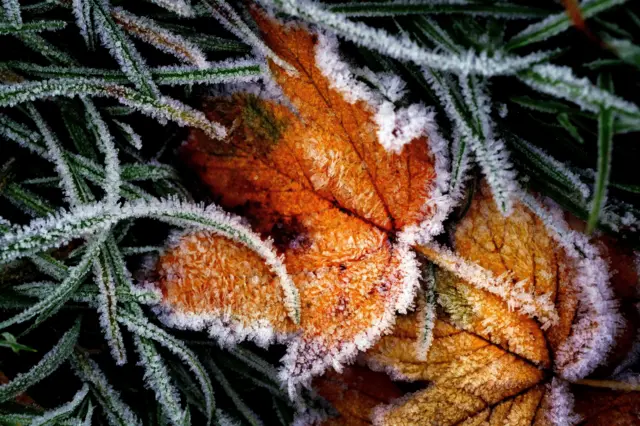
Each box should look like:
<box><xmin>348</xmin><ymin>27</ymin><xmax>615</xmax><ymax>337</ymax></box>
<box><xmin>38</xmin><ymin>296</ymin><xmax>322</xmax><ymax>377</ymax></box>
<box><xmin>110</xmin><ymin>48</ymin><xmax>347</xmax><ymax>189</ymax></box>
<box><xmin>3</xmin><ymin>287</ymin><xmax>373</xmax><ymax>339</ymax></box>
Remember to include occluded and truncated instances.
<box><xmin>0</xmin><ymin>332</ymin><xmax>36</xmax><ymax>353</ymax></box>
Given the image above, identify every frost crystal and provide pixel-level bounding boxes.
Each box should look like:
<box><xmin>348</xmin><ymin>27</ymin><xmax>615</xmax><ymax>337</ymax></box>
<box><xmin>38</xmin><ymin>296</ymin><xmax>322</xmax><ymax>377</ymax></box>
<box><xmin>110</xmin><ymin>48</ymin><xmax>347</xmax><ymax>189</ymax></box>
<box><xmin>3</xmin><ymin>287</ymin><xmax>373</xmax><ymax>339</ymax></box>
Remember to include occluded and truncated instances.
<box><xmin>546</xmin><ymin>378</ymin><xmax>582</xmax><ymax>426</ymax></box>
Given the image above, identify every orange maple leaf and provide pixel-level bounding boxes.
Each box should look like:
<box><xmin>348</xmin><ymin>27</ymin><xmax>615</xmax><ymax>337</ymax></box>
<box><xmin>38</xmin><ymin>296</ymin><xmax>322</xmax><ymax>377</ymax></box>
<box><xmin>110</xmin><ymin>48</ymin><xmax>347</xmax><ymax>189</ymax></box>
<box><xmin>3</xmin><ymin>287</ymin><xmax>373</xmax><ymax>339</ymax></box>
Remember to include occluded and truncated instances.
<box><xmin>153</xmin><ymin>10</ymin><xmax>450</xmax><ymax>390</ymax></box>
<box><xmin>361</xmin><ymin>183</ymin><xmax>638</xmax><ymax>425</ymax></box>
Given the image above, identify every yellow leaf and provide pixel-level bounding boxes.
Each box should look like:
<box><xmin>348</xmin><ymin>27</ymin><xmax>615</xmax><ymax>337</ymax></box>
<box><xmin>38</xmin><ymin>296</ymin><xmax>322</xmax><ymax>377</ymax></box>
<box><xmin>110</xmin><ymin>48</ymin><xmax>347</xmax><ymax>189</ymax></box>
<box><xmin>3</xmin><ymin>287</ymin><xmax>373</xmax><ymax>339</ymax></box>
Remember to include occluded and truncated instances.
<box><xmin>364</xmin><ymin>182</ymin><xmax>637</xmax><ymax>425</ymax></box>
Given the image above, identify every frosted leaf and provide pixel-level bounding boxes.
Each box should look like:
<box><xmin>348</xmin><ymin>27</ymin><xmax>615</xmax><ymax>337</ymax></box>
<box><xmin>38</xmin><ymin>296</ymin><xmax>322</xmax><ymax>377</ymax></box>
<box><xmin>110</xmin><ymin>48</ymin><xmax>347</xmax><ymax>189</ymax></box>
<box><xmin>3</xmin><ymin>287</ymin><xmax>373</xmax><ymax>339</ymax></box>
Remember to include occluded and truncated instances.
<box><xmin>417</xmin><ymin>241</ymin><xmax>559</xmax><ymax>327</ymax></box>
<box><xmin>16</xmin><ymin>33</ymin><xmax>77</xmax><ymax>65</ymax></box>
<box><xmin>153</xmin><ymin>59</ymin><xmax>265</xmax><ymax>86</ymax></box>
<box><xmin>30</xmin><ymin>384</ymin><xmax>90</xmax><ymax>426</ymax></box>
<box><xmin>330</xmin><ymin>0</ymin><xmax>554</xmax><ymax>19</ymax></box>
<box><xmin>508</xmin><ymin>134</ymin><xmax>591</xmax><ymax>199</ymax></box>
<box><xmin>215</xmin><ymin>410</ymin><xmax>242</xmax><ymax>426</ymax></box>
<box><xmin>25</xmin><ymin>104</ymin><xmax>82</xmax><ymax>206</ymax></box>
<box><xmin>423</xmin><ymin>69</ymin><xmax>517</xmax><ymax>214</ymax></box>
<box><xmin>8</xmin><ymin>61</ymin><xmax>264</xmax><ymax>86</ymax></box>
<box><xmin>202</xmin><ymin>0</ymin><xmax>296</xmax><ymax>75</ymax></box>
<box><xmin>0</xmin><ymin>78</ymin><xmax>227</xmax><ymax>140</ymax></box>
<box><xmin>0</xmin><ymin>19</ymin><xmax>66</xmax><ymax>35</ymax></box>
<box><xmin>114</xmin><ymin>120</ymin><xmax>143</xmax><ymax>150</ymax></box>
<box><xmin>519</xmin><ymin>64</ymin><xmax>640</xmax><ymax>119</ymax></box>
<box><xmin>72</xmin><ymin>0</ymin><xmax>95</xmax><ymax>49</ymax></box>
<box><xmin>262</xmin><ymin>0</ymin><xmax>557</xmax><ymax>76</ymax></box>
<box><xmin>83</xmin><ymin>98</ymin><xmax>121</xmax><ymax>206</ymax></box>
<box><xmin>449</xmin><ymin>132</ymin><xmax>472</xmax><ymax>199</ymax></box>
<box><xmin>119</xmin><ymin>310</ymin><xmax>215</xmax><ymax>423</ymax></box>
<box><xmin>93</xmin><ymin>245</ymin><xmax>127</xmax><ymax>365</ymax></box>
<box><xmin>507</xmin><ymin>0</ymin><xmax>629</xmax><ymax>50</ymax></box>
<box><xmin>3</xmin><ymin>182</ymin><xmax>56</xmax><ymax>218</ymax></box>
<box><xmin>133</xmin><ymin>335</ymin><xmax>188</xmax><ymax>426</ymax></box>
<box><xmin>313</xmin><ymin>29</ymin><xmax>454</xmax><ymax>241</ymax></box>
<box><xmin>518</xmin><ymin>192</ymin><xmax>623</xmax><ymax>380</ymax></box>
<box><xmin>0</xmin><ymin>231</ymin><xmax>107</xmax><ymax>330</ymax></box>
<box><xmin>204</xmin><ymin>355</ymin><xmax>263</xmax><ymax>426</ymax></box>
<box><xmin>0</xmin><ymin>318</ymin><xmax>80</xmax><ymax>403</ymax></box>
<box><xmin>91</xmin><ymin>0</ymin><xmax>159</xmax><ymax>97</ymax></box>
<box><xmin>111</xmin><ymin>8</ymin><xmax>209</xmax><ymax>69</ymax></box>
<box><xmin>545</xmin><ymin>378</ymin><xmax>582</xmax><ymax>426</ymax></box>
<box><xmin>72</xmin><ymin>350</ymin><xmax>142</xmax><ymax>426</ymax></box>
<box><xmin>415</xmin><ymin>268</ymin><xmax>436</xmax><ymax>361</ymax></box>
<box><xmin>459</xmin><ymin>73</ymin><xmax>517</xmax><ymax>214</ymax></box>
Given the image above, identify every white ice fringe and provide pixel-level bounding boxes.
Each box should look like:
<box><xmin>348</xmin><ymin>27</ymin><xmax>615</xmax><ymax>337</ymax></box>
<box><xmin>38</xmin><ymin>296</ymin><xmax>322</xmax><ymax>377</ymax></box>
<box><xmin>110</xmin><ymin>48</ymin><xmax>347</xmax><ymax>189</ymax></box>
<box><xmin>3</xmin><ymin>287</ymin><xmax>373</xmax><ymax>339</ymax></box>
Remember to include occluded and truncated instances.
<box><xmin>315</xmin><ymin>31</ymin><xmax>455</xmax><ymax>242</ymax></box>
<box><xmin>279</xmin><ymin>241</ymin><xmax>422</xmax><ymax>399</ymax></box>
<box><xmin>262</xmin><ymin>0</ymin><xmax>556</xmax><ymax>76</ymax></box>
<box><xmin>519</xmin><ymin>192</ymin><xmax>623</xmax><ymax>381</ymax></box>
<box><xmin>154</xmin><ymin>295</ymin><xmax>287</xmax><ymax>349</ymax></box>
<box><xmin>111</xmin><ymin>8</ymin><xmax>209</xmax><ymax>69</ymax></box>
<box><xmin>421</xmin><ymin>241</ymin><xmax>559</xmax><ymax>328</ymax></box>
<box><xmin>0</xmin><ymin>197</ymin><xmax>300</xmax><ymax>323</ymax></box>
<box><xmin>315</xmin><ymin>29</ymin><xmax>450</xmax><ymax>153</ymax></box>
<box><xmin>545</xmin><ymin>378</ymin><xmax>582</xmax><ymax>426</ymax></box>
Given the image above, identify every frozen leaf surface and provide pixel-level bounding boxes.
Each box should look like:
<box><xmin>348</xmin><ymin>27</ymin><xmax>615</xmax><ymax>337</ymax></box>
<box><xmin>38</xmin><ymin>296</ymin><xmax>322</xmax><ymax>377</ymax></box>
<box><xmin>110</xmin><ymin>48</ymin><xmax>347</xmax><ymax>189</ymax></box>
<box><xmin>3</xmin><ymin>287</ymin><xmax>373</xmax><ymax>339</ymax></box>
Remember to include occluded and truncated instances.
<box><xmin>362</xmin><ymin>183</ymin><xmax>636</xmax><ymax>425</ymax></box>
<box><xmin>154</xmin><ymin>12</ymin><xmax>448</xmax><ymax>391</ymax></box>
